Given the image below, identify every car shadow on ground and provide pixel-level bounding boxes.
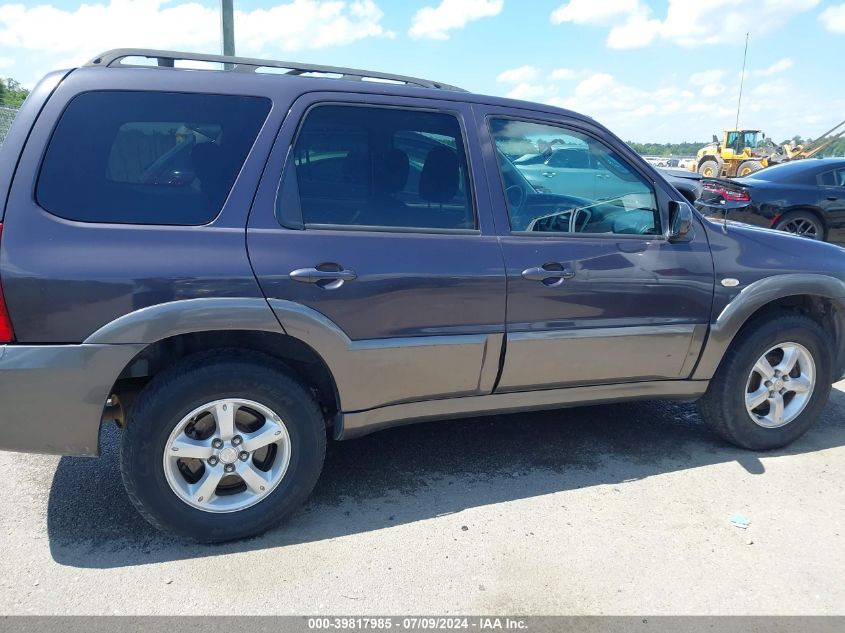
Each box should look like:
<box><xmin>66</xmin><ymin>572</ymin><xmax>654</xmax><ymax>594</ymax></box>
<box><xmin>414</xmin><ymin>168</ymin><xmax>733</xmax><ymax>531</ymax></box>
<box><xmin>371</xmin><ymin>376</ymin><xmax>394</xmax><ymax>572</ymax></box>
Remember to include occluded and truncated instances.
<box><xmin>47</xmin><ymin>388</ymin><xmax>845</xmax><ymax>569</ymax></box>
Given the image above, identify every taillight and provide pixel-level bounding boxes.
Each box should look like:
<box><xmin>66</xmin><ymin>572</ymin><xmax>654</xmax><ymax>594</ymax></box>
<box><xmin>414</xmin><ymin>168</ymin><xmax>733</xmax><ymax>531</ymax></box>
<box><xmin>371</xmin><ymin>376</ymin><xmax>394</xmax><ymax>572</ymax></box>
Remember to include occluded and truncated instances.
<box><xmin>702</xmin><ymin>182</ymin><xmax>750</xmax><ymax>202</ymax></box>
<box><xmin>0</xmin><ymin>224</ymin><xmax>15</xmax><ymax>343</ymax></box>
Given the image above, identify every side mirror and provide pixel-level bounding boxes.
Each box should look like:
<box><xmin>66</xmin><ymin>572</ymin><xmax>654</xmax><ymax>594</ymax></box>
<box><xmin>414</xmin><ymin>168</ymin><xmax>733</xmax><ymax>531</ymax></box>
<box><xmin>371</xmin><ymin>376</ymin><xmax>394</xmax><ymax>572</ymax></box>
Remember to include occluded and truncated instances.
<box><xmin>668</xmin><ymin>200</ymin><xmax>694</xmax><ymax>242</ymax></box>
<box><xmin>712</xmin><ymin>134</ymin><xmax>719</xmax><ymax>144</ymax></box>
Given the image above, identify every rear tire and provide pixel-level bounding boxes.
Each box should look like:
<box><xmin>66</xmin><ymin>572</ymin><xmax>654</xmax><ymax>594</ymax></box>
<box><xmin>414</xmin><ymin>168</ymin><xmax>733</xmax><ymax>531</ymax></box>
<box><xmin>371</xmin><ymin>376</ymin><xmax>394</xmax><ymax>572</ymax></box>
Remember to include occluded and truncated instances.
<box><xmin>120</xmin><ymin>350</ymin><xmax>326</xmax><ymax>542</ymax></box>
<box><xmin>698</xmin><ymin>313</ymin><xmax>832</xmax><ymax>450</ymax></box>
<box><xmin>773</xmin><ymin>210</ymin><xmax>824</xmax><ymax>241</ymax></box>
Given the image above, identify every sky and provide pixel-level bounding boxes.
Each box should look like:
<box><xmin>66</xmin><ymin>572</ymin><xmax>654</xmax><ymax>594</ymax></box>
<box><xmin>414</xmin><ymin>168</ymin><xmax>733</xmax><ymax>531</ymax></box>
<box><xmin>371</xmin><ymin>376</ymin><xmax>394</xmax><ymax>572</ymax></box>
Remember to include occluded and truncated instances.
<box><xmin>0</xmin><ymin>0</ymin><xmax>843</xmax><ymax>142</ymax></box>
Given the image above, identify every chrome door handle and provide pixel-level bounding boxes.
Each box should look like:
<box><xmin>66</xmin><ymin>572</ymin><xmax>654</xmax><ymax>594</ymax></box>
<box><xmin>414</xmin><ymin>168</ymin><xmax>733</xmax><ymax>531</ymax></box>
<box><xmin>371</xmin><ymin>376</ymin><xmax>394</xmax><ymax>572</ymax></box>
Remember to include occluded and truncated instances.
<box><xmin>541</xmin><ymin>172</ymin><xmax>556</xmax><ymax>178</ymax></box>
<box><xmin>521</xmin><ymin>265</ymin><xmax>575</xmax><ymax>283</ymax></box>
<box><xmin>289</xmin><ymin>267</ymin><xmax>357</xmax><ymax>284</ymax></box>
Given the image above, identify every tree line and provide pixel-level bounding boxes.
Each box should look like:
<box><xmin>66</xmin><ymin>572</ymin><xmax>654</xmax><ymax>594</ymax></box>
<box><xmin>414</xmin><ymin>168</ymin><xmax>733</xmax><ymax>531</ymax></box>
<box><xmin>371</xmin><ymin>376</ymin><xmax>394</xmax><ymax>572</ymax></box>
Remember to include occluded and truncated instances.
<box><xmin>0</xmin><ymin>78</ymin><xmax>29</xmax><ymax>108</ymax></box>
<box><xmin>628</xmin><ymin>137</ymin><xmax>845</xmax><ymax>158</ymax></box>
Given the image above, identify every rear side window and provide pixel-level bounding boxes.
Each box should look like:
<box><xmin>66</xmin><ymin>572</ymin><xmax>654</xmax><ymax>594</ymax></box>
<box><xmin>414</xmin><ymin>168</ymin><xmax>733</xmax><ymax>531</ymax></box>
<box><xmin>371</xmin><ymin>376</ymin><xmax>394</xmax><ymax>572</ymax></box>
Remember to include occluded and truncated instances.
<box><xmin>278</xmin><ymin>104</ymin><xmax>476</xmax><ymax>231</ymax></box>
<box><xmin>819</xmin><ymin>169</ymin><xmax>845</xmax><ymax>187</ymax></box>
<box><xmin>37</xmin><ymin>91</ymin><xmax>270</xmax><ymax>225</ymax></box>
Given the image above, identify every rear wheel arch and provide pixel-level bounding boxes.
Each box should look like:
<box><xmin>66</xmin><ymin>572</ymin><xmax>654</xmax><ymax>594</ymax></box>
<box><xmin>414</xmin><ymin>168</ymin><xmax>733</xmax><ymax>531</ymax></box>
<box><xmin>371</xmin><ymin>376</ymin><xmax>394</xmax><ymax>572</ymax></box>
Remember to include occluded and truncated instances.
<box><xmin>772</xmin><ymin>207</ymin><xmax>827</xmax><ymax>239</ymax></box>
<box><xmin>104</xmin><ymin>330</ymin><xmax>342</xmax><ymax>438</ymax></box>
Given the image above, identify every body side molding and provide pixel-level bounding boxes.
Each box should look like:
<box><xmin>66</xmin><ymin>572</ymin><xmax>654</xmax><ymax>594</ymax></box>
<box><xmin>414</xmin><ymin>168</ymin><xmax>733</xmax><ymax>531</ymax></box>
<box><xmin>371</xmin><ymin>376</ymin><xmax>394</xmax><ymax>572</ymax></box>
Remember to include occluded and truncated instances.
<box><xmin>340</xmin><ymin>379</ymin><xmax>709</xmax><ymax>439</ymax></box>
<box><xmin>693</xmin><ymin>273</ymin><xmax>845</xmax><ymax>380</ymax></box>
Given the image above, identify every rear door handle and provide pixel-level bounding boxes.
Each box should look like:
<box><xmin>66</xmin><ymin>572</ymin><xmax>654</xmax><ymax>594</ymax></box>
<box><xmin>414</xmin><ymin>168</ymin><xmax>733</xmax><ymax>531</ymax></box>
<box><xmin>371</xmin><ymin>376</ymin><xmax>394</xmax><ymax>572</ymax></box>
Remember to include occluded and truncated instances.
<box><xmin>521</xmin><ymin>265</ymin><xmax>576</xmax><ymax>284</ymax></box>
<box><xmin>828</xmin><ymin>196</ymin><xmax>839</xmax><ymax>201</ymax></box>
<box><xmin>541</xmin><ymin>172</ymin><xmax>556</xmax><ymax>178</ymax></box>
<box><xmin>290</xmin><ymin>267</ymin><xmax>357</xmax><ymax>284</ymax></box>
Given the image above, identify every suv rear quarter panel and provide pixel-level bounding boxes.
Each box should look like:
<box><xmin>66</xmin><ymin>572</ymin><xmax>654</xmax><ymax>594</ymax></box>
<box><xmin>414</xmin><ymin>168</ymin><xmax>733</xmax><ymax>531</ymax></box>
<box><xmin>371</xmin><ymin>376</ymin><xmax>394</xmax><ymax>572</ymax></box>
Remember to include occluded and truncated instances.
<box><xmin>1</xmin><ymin>68</ymin><xmax>290</xmax><ymax>343</ymax></box>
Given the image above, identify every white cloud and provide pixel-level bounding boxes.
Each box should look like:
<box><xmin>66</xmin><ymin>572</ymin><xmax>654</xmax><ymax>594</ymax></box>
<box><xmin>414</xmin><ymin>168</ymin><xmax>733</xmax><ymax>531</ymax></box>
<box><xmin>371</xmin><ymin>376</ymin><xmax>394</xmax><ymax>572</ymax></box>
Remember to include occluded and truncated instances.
<box><xmin>495</xmin><ymin>64</ymin><xmax>845</xmax><ymax>143</ymax></box>
<box><xmin>0</xmin><ymin>0</ymin><xmax>392</xmax><ymax>62</ymax></box>
<box><xmin>551</xmin><ymin>0</ymin><xmax>642</xmax><ymax>25</ymax></box>
<box><xmin>690</xmin><ymin>69</ymin><xmax>725</xmax><ymax>86</ymax></box>
<box><xmin>497</xmin><ymin>65</ymin><xmax>540</xmax><ymax>83</ymax></box>
<box><xmin>550</xmin><ymin>68</ymin><xmax>576</xmax><ymax>80</ymax></box>
<box><xmin>606</xmin><ymin>17</ymin><xmax>661</xmax><ymax>48</ymax></box>
<box><xmin>820</xmin><ymin>3</ymin><xmax>845</xmax><ymax>33</ymax></box>
<box><xmin>700</xmin><ymin>83</ymin><xmax>725</xmax><ymax>97</ymax></box>
<box><xmin>551</xmin><ymin>0</ymin><xmax>820</xmax><ymax>49</ymax></box>
<box><xmin>505</xmin><ymin>82</ymin><xmax>551</xmax><ymax>101</ymax></box>
<box><xmin>756</xmin><ymin>57</ymin><xmax>794</xmax><ymax>76</ymax></box>
<box><xmin>574</xmin><ymin>72</ymin><xmax>615</xmax><ymax>97</ymax></box>
<box><xmin>409</xmin><ymin>0</ymin><xmax>503</xmax><ymax>40</ymax></box>
<box><xmin>0</xmin><ymin>55</ymin><xmax>12</xmax><ymax>69</ymax></box>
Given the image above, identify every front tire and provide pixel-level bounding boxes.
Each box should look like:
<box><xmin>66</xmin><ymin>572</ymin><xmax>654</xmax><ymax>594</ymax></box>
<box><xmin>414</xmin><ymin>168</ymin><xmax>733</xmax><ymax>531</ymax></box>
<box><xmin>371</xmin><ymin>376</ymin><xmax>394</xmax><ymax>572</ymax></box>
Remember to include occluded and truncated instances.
<box><xmin>698</xmin><ymin>313</ymin><xmax>832</xmax><ymax>450</ymax></box>
<box><xmin>737</xmin><ymin>160</ymin><xmax>763</xmax><ymax>176</ymax></box>
<box><xmin>120</xmin><ymin>350</ymin><xmax>326</xmax><ymax>542</ymax></box>
<box><xmin>698</xmin><ymin>159</ymin><xmax>720</xmax><ymax>177</ymax></box>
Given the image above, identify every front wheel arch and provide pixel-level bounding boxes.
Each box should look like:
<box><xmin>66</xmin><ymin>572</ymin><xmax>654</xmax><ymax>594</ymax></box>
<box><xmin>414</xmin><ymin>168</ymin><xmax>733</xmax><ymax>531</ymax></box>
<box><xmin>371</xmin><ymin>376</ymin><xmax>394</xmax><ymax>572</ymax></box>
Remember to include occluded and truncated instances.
<box><xmin>692</xmin><ymin>277</ymin><xmax>845</xmax><ymax>381</ymax></box>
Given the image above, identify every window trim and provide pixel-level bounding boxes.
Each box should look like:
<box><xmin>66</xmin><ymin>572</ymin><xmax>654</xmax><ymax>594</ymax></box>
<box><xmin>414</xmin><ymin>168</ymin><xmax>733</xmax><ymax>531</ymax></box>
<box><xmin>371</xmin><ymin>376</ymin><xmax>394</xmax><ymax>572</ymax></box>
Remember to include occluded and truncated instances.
<box><xmin>274</xmin><ymin>101</ymin><xmax>481</xmax><ymax>234</ymax></box>
<box><xmin>818</xmin><ymin>168</ymin><xmax>845</xmax><ymax>188</ymax></box>
<box><xmin>34</xmin><ymin>89</ymin><xmax>272</xmax><ymax>227</ymax></box>
<box><xmin>485</xmin><ymin>114</ymin><xmax>664</xmax><ymax>240</ymax></box>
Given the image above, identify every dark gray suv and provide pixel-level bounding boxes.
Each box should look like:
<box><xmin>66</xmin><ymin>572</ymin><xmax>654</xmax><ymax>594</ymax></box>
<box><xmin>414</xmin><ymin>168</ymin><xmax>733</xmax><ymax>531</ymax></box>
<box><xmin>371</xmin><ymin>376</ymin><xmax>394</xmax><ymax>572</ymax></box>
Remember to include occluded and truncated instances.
<box><xmin>2</xmin><ymin>49</ymin><xmax>845</xmax><ymax>542</ymax></box>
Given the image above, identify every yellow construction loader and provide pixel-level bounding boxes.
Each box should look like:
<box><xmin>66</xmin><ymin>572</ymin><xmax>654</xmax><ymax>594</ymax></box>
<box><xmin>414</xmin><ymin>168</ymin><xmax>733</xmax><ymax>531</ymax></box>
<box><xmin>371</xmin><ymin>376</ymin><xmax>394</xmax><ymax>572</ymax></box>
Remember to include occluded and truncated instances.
<box><xmin>691</xmin><ymin>119</ymin><xmax>845</xmax><ymax>178</ymax></box>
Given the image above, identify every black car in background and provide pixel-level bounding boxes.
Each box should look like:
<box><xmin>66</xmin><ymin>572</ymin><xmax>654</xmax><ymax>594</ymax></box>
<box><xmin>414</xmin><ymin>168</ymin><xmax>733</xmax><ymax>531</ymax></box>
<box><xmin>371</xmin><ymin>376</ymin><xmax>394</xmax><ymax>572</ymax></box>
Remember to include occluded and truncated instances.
<box><xmin>696</xmin><ymin>158</ymin><xmax>845</xmax><ymax>244</ymax></box>
<box><xmin>659</xmin><ymin>167</ymin><xmax>703</xmax><ymax>204</ymax></box>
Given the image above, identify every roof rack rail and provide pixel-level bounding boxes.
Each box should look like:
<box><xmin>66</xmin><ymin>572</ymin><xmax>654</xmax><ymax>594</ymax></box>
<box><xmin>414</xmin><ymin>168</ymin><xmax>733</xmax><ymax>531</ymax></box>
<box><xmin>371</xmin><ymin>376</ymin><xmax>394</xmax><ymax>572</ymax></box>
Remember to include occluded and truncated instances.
<box><xmin>86</xmin><ymin>49</ymin><xmax>467</xmax><ymax>92</ymax></box>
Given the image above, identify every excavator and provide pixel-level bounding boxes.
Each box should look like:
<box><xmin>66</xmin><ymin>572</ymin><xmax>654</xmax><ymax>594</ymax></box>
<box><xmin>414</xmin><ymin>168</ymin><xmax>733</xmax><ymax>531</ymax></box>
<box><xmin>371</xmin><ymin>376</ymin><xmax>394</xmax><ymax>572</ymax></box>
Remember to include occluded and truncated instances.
<box><xmin>690</xmin><ymin>119</ymin><xmax>845</xmax><ymax>178</ymax></box>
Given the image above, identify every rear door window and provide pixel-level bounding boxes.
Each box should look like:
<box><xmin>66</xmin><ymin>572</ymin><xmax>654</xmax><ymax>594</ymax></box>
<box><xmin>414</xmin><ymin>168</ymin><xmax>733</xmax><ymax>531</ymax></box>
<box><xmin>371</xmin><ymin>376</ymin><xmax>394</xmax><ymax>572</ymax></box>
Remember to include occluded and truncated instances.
<box><xmin>37</xmin><ymin>91</ymin><xmax>270</xmax><ymax>225</ymax></box>
<box><xmin>278</xmin><ymin>104</ymin><xmax>476</xmax><ymax>231</ymax></box>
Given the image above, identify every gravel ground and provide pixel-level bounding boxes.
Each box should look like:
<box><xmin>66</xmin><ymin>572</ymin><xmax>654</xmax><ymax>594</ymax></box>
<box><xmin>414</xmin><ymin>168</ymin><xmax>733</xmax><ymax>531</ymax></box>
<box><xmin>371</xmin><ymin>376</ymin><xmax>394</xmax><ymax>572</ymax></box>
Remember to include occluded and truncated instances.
<box><xmin>2</xmin><ymin>382</ymin><xmax>845</xmax><ymax>615</ymax></box>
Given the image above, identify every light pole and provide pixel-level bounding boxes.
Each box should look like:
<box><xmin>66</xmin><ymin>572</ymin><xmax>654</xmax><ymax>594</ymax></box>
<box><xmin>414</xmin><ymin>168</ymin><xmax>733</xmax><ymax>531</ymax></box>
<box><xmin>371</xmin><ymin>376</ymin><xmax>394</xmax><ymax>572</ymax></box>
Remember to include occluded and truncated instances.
<box><xmin>221</xmin><ymin>0</ymin><xmax>235</xmax><ymax>58</ymax></box>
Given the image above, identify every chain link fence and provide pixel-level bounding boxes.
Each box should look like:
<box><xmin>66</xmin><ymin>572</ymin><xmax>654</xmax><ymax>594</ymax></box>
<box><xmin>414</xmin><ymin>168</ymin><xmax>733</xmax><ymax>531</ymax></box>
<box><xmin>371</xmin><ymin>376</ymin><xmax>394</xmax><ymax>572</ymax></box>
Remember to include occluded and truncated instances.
<box><xmin>0</xmin><ymin>105</ymin><xmax>20</xmax><ymax>147</ymax></box>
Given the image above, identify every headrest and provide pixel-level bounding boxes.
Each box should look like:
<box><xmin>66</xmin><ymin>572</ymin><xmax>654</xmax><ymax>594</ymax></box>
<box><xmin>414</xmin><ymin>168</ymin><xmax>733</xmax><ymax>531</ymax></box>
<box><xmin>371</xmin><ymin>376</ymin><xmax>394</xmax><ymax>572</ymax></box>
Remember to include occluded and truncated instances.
<box><xmin>419</xmin><ymin>146</ymin><xmax>459</xmax><ymax>204</ymax></box>
<box><xmin>342</xmin><ymin>148</ymin><xmax>370</xmax><ymax>184</ymax></box>
<box><xmin>191</xmin><ymin>142</ymin><xmax>224</xmax><ymax>180</ymax></box>
<box><xmin>376</xmin><ymin>148</ymin><xmax>410</xmax><ymax>194</ymax></box>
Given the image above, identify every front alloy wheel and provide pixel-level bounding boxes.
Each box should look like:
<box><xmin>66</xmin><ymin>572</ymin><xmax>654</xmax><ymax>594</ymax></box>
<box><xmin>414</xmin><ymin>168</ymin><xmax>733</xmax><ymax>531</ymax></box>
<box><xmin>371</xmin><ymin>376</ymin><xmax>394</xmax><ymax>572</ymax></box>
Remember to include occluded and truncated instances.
<box><xmin>745</xmin><ymin>343</ymin><xmax>815</xmax><ymax>429</ymax></box>
<box><xmin>697</xmin><ymin>313</ymin><xmax>832</xmax><ymax>450</ymax></box>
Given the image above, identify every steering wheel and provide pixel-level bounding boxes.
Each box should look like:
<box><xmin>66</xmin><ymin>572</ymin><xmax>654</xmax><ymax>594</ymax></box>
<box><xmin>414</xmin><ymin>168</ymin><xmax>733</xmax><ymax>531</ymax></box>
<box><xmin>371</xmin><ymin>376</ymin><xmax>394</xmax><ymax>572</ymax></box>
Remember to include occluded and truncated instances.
<box><xmin>568</xmin><ymin>207</ymin><xmax>592</xmax><ymax>232</ymax></box>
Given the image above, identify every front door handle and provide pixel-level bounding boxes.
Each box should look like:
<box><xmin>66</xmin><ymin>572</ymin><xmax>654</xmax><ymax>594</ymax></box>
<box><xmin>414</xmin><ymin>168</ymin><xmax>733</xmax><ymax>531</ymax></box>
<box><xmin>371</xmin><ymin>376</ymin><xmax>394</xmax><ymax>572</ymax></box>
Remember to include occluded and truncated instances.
<box><xmin>541</xmin><ymin>172</ymin><xmax>556</xmax><ymax>178</ymax></box>
<box><xmin>828</xmin><ymin>196</ymin><xmax>839</xmax><ymax>201</ymax></box>
<box><xmin>290</xmin><ymin>267</ymin><xmax>357</xmax><ymax>285</ymax></box>
<box><xmin>521</xmin><ymin>265</ymin><xmax>576</xmax><ymax>284</ymax></box>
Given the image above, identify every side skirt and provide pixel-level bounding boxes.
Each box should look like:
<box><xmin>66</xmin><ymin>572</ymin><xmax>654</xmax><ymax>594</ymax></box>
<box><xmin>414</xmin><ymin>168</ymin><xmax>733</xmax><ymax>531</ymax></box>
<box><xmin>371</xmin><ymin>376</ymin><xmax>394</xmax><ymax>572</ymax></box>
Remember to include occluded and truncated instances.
<box><xmin>337</xmin><ymin>379</ymin><xmax>709</xmax><ymax>439</ymax></box>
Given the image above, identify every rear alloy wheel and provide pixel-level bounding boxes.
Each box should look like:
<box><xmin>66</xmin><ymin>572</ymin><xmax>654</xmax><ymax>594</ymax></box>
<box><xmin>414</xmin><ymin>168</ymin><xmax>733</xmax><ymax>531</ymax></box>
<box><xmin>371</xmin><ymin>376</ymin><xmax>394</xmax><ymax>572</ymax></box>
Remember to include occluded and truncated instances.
<box><xmin>163</xmin><ymin>398</ymin><xmax>292</xmax><ymax>513</ymax></box>
<box><xmin>774</xmin><ymin>211</ymin><xmax>824</xmax><ymax>240</ymax></box>
<box><xmin>121</xmin><ymin>350</ymin><xmax>326</xmax><ymax>542</ymax></box>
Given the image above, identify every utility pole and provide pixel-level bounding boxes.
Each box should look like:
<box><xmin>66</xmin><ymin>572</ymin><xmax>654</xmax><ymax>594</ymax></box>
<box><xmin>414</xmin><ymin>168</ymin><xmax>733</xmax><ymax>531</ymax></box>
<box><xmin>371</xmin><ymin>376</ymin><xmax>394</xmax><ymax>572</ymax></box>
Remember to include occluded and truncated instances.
<box><xmin>221</xmin><ymin>0</ymin><xmax>236</xmax><ymax>58</ymax></box>
<box><xmin>735</xmin><ymin>32</ymin><xmax>749</xmax><ymax>131</ymax></box>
